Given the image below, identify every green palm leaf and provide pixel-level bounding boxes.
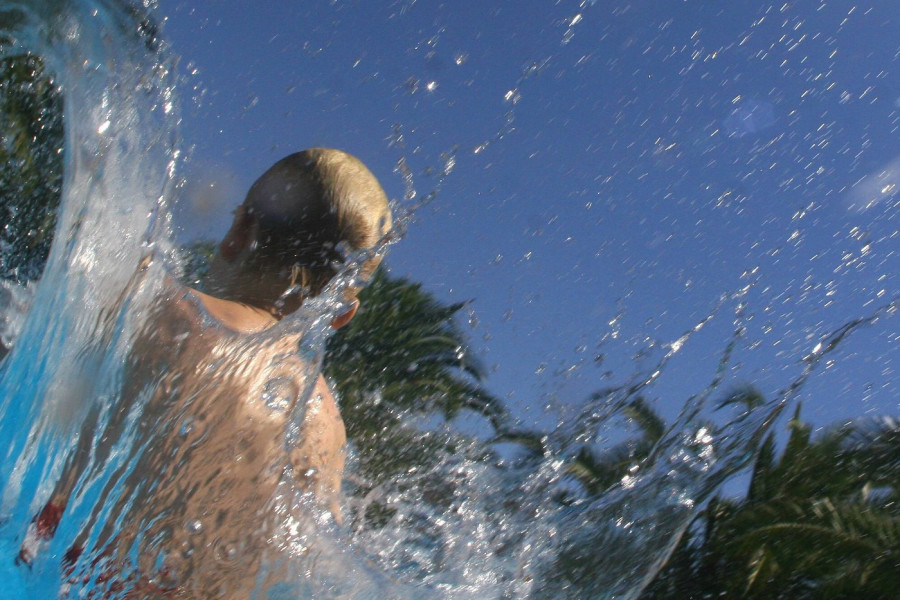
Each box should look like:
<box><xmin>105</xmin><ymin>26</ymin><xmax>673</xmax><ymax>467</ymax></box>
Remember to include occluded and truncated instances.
<box><xmin>0</xmin><ymin>54</ymin><xmax>63</xmax><ymax>282</ymax></box>
<box><xmin>324</xmin><ymin>269</ymin><xmax>517</xmax><ymax>517</ymax></box>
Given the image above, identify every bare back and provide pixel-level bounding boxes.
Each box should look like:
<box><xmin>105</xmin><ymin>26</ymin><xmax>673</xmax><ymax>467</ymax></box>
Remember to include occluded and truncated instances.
<box><xmin>64</xmin><ymin>279</ymin><xmax>346</xmax><ymax>597</ymax></box>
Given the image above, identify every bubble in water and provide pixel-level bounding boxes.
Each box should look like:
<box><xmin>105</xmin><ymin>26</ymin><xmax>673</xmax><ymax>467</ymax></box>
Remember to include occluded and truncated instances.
<box><xmin>213</xmin><ymin>538</ymin><xmax>241</xmax><ymax>565</ymax></box>
<box><xmin>261</xmin><ymin>376</ymin><xmax>299</xmax><ymax>413</ymax></box>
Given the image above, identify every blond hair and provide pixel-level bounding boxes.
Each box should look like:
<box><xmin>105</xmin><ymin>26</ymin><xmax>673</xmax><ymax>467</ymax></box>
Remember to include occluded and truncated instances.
<box><xmin>243</xmin><ymin>148</ymin><xmax>392</xmax><ymax>296</ymax></box>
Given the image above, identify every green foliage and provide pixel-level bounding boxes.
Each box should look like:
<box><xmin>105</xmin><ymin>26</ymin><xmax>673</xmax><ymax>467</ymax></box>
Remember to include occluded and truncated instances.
<box><xmin>175</xmin><ymin>239</ymin><xmax>216</xmax><ymax>289</ymax></box>
<box><xmin>558</xmin><ymin>389</ymin><xmax>898</xmax><ymax>599</ymax></box>
<box><xmin>640</xmin><ymin>404</ymin><xmax>900</xmax><ymax>600</ymax></box>
<box><xmin>324</xmin><ymin>269</ymin><xmax>510</xmax><ymax>485</ymax></box>
<box><xmin>565</xmin><ymin>396</ymin><xmax>665</xmax><ymax>495</ymax></box>
<box><xmin>0</xmin><ymin>53</ymin><xmax>63</xmax><ymax>282</ymax></box>
<box><xmin>0</xmin><ymin>2</ymin><xmax>160</xmax><ymax>283</ymax></box>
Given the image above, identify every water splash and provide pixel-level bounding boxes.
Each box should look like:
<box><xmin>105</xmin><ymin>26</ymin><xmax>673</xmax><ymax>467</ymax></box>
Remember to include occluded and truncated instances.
<box><xmin>0</xmin><ymin>1</ymin><xmax>895</xmax><ymax>599</ymax></box>
<box><xmin>0</xmin><ymin>2</ymin><xmax>181</xmax><ymax>597</ymax></box>
<box><xmin>1</xmin><ymin>0</ymin><xmax>172</xmax><ymax>462</ymax></box>
<box><xmin>0</xmin><ymin>280</ymin><xmax>32</xmax><ymax>352</ymax></box>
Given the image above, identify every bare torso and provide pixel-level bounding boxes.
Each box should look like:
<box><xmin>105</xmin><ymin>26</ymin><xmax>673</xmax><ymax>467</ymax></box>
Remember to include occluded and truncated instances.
<box><xmin>57</xmin><ymin>280</ymin><xmax>346</xmax><ymax>598</ymax></box>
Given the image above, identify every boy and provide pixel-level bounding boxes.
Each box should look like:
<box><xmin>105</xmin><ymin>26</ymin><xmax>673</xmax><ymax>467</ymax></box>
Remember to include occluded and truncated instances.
<box><xmin>20</xmin><ymin>148</ymin><xmax>392</xmax><ymax>598</ymax></box>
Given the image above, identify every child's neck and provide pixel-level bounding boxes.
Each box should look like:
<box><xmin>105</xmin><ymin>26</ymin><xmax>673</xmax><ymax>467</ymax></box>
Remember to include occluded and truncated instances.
<box><xmin>192</xmin><ymin>289</ymin><xmax>279</xmax><ymax>333</ymax></box>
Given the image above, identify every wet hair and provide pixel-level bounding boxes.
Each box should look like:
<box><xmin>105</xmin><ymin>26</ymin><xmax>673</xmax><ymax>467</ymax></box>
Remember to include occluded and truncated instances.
<box><xmin>243</xmin><ymin>148</ymin><xmax>392</xmax><ymax>296</ymax></box>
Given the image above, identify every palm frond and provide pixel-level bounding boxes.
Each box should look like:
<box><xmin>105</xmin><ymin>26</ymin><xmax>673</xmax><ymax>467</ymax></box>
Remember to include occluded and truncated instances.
<box><xmin>623</xmin><ymin>396</ymin><xmax>666</xmax><ymax>444</ymax></box>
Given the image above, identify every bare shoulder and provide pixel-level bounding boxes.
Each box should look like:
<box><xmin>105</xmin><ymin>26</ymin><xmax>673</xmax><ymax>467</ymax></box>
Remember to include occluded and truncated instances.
<box><xmin>128</xmin><ymin>279</ymin><xmax>201</xmax><ymax>362</ymax></box>
<box><xmin>312</xmin><ymin>376</ymin><xmax>342</xmax><ymax>425</ymax></box>
<box><xmin>290</xmin><ymin>375</ymin><xmax>346</xmax><ymax>518</ymax></box>
<box><xmin>144</xmin><ymin>275</ymin><xmax>275</xmax><ymax>336</ymax></box>
<box><xmin>304</xmin><ymin>375</ymin><xmax>347</xmax><ymax>466</ymax></box>
<box><xmin>189</xmin><ymin>288</ymin><xmax>277</xmax><ymax>334</ymax></box>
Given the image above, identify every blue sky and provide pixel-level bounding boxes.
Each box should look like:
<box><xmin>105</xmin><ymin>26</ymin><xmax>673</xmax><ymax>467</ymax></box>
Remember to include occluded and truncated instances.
<box><xmin>156</xmin><ymin>0</ymin><xmax>898</xmax><ymax>432</ymax></box>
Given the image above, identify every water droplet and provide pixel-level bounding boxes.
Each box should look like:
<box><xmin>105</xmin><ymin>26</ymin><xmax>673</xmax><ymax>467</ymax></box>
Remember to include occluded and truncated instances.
<box><xmin>213</xmin><ymin>539</ymin><xmax>241</xmax><ymax>565</ymax></box>
<box><xmin>186</xmin><ymin>519</ymin><xmax>203</xmax><ymax>533</ymax></box>
<box><xmin>178</xmin><ymin>417</ymin><xmax>195</xmax><ymax>436</ymax></box>
<box><xmin>261</xmin><ymin>376</ymin><xmax>298</xmax><ymax>413</ymax></box>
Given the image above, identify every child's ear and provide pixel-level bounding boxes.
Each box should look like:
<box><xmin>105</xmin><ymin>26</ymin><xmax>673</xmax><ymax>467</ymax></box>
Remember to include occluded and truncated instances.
<box><xmin>219</xmin><ymin>205</ymin><xmax>254</xmax><ymax>262</ymax></box>
<box><xmin>330</xmin><ymin>299</ymin><xmax>359</xmax><ymax>330</ymax></box>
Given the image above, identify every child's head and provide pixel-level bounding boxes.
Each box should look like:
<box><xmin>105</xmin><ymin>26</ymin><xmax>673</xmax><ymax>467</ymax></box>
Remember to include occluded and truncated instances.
<box><xmin>209</xmin><ymin>148</ymin><xmax>392</xmax><ymax>318</ymax></box>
